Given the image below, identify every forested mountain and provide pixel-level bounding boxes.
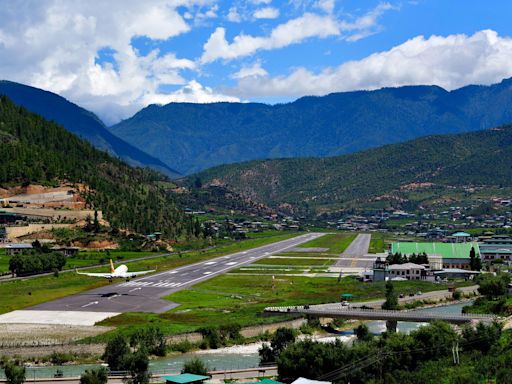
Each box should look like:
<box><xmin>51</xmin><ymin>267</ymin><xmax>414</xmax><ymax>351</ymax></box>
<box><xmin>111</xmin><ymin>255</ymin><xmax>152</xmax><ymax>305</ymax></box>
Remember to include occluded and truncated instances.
<box><xmin>0</xmin><ymin>95</ymin><xmax>188</xmax><ymax>237</ymax></box>
<box><xmin>185</xmin><ymin>125</ymin><xmax>512</xmax><ymax>212</ymax></box>
<box><xmin>110</xmin><ymin>78</ymin><xmax>512</xmax><ymax>174</ymax></box>
<box><xmin>0</xmin><ymin>81</ymin><xmax>180</xmax><ymax>178</ymax></box>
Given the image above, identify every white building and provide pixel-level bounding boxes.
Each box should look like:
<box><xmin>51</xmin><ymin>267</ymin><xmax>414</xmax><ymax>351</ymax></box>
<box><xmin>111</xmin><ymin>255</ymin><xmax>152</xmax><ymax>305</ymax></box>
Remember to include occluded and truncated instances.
<box><xmin>387</xmin><ymin>263</ymin><xmax>426</xmax><ymax>280</ymax></box>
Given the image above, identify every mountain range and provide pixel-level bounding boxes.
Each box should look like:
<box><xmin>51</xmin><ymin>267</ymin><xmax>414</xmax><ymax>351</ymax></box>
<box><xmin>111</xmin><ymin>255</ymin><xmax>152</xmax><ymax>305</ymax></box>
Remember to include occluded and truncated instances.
<box><xmin>0</xmin><ymin>81</ymin><xmax>180</xmax><ymax>178</ymax></box>
<box><xmin>186</xmin><ymin>125</ymin><xmax>512</xmax><ymax>213</ymax></box>
<box><xmin>110</xmin><ymin>78</ymin><xmax>512</xmax><ymax>175</ymax></box>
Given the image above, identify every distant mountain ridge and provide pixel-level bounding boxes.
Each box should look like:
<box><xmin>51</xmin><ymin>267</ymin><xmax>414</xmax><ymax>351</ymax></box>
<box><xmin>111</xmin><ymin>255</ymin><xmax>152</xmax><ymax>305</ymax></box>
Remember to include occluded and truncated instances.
<box><xmin>110</xmin><ymin>78</ymin><xmax>512</xmax><ymax>174</ymax></box>
<box><xmin>0</xmin><ymin>81</ymin><xmax>180</xmax><ymax>178</ymax></box>
<box><xmin>185</xmin><ymin>125</ymin><xmax>512</xmax><ymax>213</ymax></box>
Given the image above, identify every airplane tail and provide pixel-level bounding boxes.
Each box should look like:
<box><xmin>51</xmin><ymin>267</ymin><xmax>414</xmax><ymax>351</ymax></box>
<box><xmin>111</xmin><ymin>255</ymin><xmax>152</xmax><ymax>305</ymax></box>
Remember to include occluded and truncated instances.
<box><xmin>110</xmin><ymin>259</ymin><xmax>115</xmax><ymax>273</ymax></box>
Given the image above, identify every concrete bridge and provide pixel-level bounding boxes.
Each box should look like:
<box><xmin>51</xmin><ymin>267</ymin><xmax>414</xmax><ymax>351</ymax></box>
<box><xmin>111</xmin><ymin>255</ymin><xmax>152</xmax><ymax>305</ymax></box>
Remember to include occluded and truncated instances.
<box><xmin>264</xmin><ymin>305</ymin><xmax>498</xmax><ymax>332</ymax></box>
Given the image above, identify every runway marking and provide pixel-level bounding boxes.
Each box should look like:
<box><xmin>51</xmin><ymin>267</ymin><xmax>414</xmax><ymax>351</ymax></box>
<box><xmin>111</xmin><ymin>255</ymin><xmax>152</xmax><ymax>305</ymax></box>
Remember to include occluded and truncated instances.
<box><xmin>129</xmin><ymin>287</ymin><xmax>142</xmax><ymax>292</ymax></box>
<box><xmin>182</xmin><ymin>272</ymin><xmax>189</xmax><ymax>276</ymax></box>
<box><xmin>81</xmin><ymin>301</ymin><xmax>98</xmax><ymax>308</ymax></box>
<box><xmin>204</xmin><ymin>261</ymin><xmax>217</xmax><ymax>265</ymax></box>
<box><xmin>114</xmin><ymin>234</ymin><xmax>324</xmax><ymax>289</ymax></box>
<box><xmin>203</xmin><ymin>271</ymin><xmax>212</xmax><ymax>275</ymax></box>
<box><xmin>225</xmin><ymin>262</ymin><xmax>237</xmax><ymax>266</ymax></box>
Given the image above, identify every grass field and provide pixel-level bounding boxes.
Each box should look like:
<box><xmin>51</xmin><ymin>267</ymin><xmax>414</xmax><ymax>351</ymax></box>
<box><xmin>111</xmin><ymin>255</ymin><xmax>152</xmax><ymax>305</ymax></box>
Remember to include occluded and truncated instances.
<box><xmin>368</xmin><ymin>232</ymin><xmax>393</xmax><ymax>253</ymax></box>
<box><xmin>95</xmin><ymin>275</ymin><xmax>470</xmax><ymax>340</ymax></box>
<box><xmin>253</xmin><ymin>257</ymin><xmax>336</xmax><ymax>266</ymax></box>
<box><xmin>297</xmin><ymin>233</ymin><xmax>356</xmax><ymax>253</ymax></box>
<box><xmin>0</xmin><ymin>232</ymin><xmax>300</xmax><ymax>314</ymax></box>
<box><xmin>0</xmin><ymin>249</ymin><xmax>10</xmax><ymax>273</ymax></box>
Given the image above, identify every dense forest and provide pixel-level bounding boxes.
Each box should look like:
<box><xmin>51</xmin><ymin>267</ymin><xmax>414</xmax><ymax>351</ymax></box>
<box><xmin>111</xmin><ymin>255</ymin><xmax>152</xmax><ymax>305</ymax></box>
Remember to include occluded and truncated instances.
<box><xmin>187</xmin><ymin>125</ymin><xmax>512</xmax><ymax>212</ymax></box>
<box><xmin>0</xmin><ymin>80</ymin><xmax>180</xmax><ymax>177</ymax></box>
<box><xmin>0</xmin><ymin>96</ymin><xmax>188</xmax><ymax>238</ymax></box>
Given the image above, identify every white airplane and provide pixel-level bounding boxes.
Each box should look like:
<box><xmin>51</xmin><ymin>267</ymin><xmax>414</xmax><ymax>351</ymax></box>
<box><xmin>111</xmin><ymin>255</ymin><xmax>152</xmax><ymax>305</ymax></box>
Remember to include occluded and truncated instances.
<box><xmin>77</xmin><ymin>259</ymin><xmax>155</xmax><ymax>282</ymax></box>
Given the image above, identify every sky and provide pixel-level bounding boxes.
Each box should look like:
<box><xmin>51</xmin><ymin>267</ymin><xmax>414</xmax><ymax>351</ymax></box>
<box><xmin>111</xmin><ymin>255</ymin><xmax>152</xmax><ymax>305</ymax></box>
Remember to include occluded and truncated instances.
<box><xmin>1</xmin><ymin>0</ymin><xmax>512</xmax><ymax>125</ymax></box>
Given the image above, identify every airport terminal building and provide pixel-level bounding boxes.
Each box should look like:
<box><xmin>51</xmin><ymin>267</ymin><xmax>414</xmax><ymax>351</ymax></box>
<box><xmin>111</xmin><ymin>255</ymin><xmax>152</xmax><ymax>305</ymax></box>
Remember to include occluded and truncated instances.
<box><xmin>390</xmin><ymin>242</ymin><xmax>479</xmax><ymax>270</ymax></box>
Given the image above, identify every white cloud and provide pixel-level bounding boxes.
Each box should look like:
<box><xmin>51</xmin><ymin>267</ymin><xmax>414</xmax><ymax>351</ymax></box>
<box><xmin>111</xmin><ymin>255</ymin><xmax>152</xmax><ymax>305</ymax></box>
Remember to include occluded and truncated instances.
<box><xmin>201</xmin><ymin>13</ymin><xmax>341</xmax><ymax>63</ymax></box>
<box><xmin>341</xmin><ymin>2</ymin><xmax>397</xmax><ymax>42</ymax></box>
<box><xmin>251</xmin><ymin>0</ymin><xmax>272</xmax><ymax>4</ymax></box>
<box><xmin>227</xmin><ymin>7</ymin><xmax>242</xmax><ymax>22</ymax></box>
<box><xmin>231</xmin><ymin>61</ymin><xmax>268</xmax><ymax>79</ymax></box>
<box><xmin>201</xmin><ymin>3</ymin><xmax>394</xmax><ymax>63</ymax></box>
<box><xmin>142</xmin><ymin>80</ymin><xmax>240</xmax><ymax>105</ymax></box>
<box><xmin>253</xmin><ymin>7</ymin><xmax>280</xmax><ymax>19</ymax></box>
<box><xmin>0</xmin><ymin>0</ymin><xmax>234</xmax><ymax>124</ymax></box>
<box><xmin>315</xmin><ymin>0</ymin><xmax>335</xmax><ymax>14</ymax></box>
<box><xmin>229</xmin><ymin>30</ymin><xmax>512</xmax><ymax>98</ymax></box>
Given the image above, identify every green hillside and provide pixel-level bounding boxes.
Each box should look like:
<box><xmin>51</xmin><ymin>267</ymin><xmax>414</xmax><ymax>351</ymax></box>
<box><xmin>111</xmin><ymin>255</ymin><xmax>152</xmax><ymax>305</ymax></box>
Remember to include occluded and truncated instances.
<box><xmin>187</xmin><ymin>126</ymin><xmax>512</xmax><ymax>213</ymax></box>
<box><xmin>0</xmin><ymin>95</ymin><xmax>188</xmax><ymax>237</ymax></box>
<box><xmin>111</xmin><ymin>78</ymin><xmax>512</xmax><ymax>174</ymax></box>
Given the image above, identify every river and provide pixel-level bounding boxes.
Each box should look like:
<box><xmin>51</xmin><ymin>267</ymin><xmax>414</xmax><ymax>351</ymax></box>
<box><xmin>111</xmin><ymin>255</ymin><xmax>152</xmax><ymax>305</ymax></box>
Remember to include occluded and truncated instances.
<box><xmin>0</xmin><ymin>301</ymin><xmax>471</xmax><ymax>379</ymax></box>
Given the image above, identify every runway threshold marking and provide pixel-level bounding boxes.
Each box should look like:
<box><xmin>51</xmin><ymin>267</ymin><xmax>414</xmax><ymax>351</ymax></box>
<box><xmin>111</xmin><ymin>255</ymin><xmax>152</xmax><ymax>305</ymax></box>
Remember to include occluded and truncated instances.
<box><xmin>81</xmin><ymin>301</ymin><xmax>99</xmax><ymax>308</ymax></box>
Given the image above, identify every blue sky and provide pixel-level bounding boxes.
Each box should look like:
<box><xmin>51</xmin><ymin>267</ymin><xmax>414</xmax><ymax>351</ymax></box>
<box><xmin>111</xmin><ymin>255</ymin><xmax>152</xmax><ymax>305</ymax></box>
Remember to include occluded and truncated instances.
<box><xmin>1</xmin><ymin>0</ymin><xmax>512</xmax><ymax>124</ymax></box>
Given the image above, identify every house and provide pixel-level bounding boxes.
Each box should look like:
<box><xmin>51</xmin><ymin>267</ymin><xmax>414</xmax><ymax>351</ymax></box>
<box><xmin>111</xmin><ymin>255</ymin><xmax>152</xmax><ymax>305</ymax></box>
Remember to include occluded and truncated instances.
<box><xmin>5</xmin><ymin>243</ymin><xmax>33</xmax><ymax>256</ymax></box>
<box><xmin>387</xmin><ymin>263</ymin><xmax>426</xmax><ymax>280</ymax></box>
<box><xmin>161</xmin><ymin>373</ymin><xmax>209</xmax><ymax>384</ymax></box>
<box><xmin>479</xmin><ymin>234</ymin><xmax>512</xmax><ymax>263</ymax></box>
<box><xmin>434</xmin><ymin>268</ymin><xmax>480</xmax><ymax>280</ymax></box>
<box><xmin>0</xmin><ymin>211</ymin><xmax>22</xmax><ymax>225</ymax></box>
<box><xmin>292</xmin><ymin>378</ymin><xmax>331</xmax><ymax>384</ymax></box>
<box><xmin>51</xmin><ymin>246</ymin><xmax>80</xmax><ymax>257</ymax></box>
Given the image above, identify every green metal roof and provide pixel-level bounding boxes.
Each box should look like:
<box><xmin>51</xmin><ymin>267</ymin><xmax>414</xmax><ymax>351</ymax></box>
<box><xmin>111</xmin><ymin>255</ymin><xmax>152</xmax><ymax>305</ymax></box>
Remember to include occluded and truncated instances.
<box><xmin>243</xmin><ymin>379</ymin><xmax>284</xmax><ymax>384</ymax></box>
<box><xmin>161</xmin><ymin>374</ymin><xmax>209</xmax><ymax>384</ymax></box>
<box><xmin>391</xmin><ymin>242</ymin><xmax>479</xmax><ymax>259</ymax></box>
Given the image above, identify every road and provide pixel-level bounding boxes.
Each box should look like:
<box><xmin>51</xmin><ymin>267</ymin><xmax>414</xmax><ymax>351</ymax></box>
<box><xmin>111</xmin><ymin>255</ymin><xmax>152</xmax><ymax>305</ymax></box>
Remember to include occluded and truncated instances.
<box><xmin>28</xmin><ymin>233</ymin><xmax>324</xmax><ymax>314</ymax></box>
<box><xmin>333</xmin><ymin>233</ymin><xmax>375</xmax><ymax>268</ymax></box>
<box><xmin>313</xmin><ymin>285</ymin><xmax>479</xmax><ymax>310</ymax></box>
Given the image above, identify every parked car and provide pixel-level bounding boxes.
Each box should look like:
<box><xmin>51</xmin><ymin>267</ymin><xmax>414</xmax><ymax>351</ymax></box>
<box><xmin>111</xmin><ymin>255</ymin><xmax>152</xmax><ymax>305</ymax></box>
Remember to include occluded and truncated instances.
<box><xmin>399</xmin><ymin>293</ymin><xmax>405</xmax><ymax>298</ymax></box>
<box><xmin>416</xmin><ymin>291</ymin><xmax>423</xmax><ymax>296</ymax></box>
<box><xmin>341</xmin><ymin>300</ymin><xmax>350</xmax><ymax>307</ymax></box>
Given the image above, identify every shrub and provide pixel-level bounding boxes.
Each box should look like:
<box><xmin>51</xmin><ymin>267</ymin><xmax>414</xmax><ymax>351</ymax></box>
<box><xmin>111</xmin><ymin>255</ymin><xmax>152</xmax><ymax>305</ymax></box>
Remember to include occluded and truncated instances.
<box><xmin>4</xmin><ymin>362</ymin><xmax>25</xmax><ymax>384</ymax></box>
<box><xmin>182</xmin><ymin>357</ymin><xmax>209</xmax><ymax>376</ymax></box>
<box><xmin>79</xmin><ymin>367</ymin><xmax>108</xmax><ymax>384</ymax></box>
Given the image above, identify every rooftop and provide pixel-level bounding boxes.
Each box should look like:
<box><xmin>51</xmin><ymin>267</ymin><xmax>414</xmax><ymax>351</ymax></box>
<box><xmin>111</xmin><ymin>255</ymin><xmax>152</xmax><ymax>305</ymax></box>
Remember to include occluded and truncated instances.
<box><xmin>391</xmin><ymin>242</ymin><xmax>479</xmax><ymax>259</ymax></box>
<box><xmin>452</xmin><ymin>232</ymin><xmax>471</xmax><ymax>237</ymax></box>
<box><xmin>388</xmin><ymin>263</ymin><xmax>425</xmax><ymax>270</ymax></box>
<box><xmin>5</xmin><ymin>244</ymin><xmax>33</xmax><ymax>249</ymax></box>
<box><xmin>161</xmin><ymin>374</ymin><xmax>210</xmax><ymax>384</ymax></box>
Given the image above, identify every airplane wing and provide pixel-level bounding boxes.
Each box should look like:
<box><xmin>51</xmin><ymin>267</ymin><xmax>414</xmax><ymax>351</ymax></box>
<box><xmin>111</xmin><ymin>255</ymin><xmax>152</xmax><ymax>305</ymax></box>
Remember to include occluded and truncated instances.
<box><xmin>128</xmin><ymin>270</ymin><xmax>155</xmax><ymax>276</ymax></box>
<box><xmin>77</xmin><ymin>272</ymin><xmax>113</xmax><ymax>278</ymax></box>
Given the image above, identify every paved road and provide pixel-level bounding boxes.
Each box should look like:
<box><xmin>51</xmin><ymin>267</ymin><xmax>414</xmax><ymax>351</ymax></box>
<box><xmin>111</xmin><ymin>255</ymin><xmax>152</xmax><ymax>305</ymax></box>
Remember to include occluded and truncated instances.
<box><xmin>313</xmin><ymin>285</ymin><xmax>479</xmax><ymax>310</ymax></box>
<box><xmin>265</xmin><ymin>286</ymin><xmax>489</xmax><ymax>323</ymax></box>
<box><xmin>333</xmin><ymin>233</ymin><xmax>374</xmax><ymax>268</ymax></box>
<box><xmin>29</xmin><ymin>233</ymin><xmax>324</xmax><ymax>314</ymax></box>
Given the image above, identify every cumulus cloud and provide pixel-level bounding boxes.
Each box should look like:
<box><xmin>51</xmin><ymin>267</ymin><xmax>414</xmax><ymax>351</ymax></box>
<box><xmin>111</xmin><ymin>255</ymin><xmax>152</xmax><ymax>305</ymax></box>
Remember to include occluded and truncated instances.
<box><xmin>253</xmin><ymin>7</ymin><xmax>280</xmax><ymax>19</ymax></box>
<box><xmin>201</xmin><ymin>3</ymin><xmax>394</xmax><ymax>63</ymax></box>
<box><xmin>227</xmin><ymin>6</ymin><xmax>242</xmax><ymax>22</ymax></box>
<box><xmin>229</xmin><ymin>30</ymin><xmax>512</xmax><ymax>98</ymax></box>
<box><xmin>0</xmin><ymin>0</ymin><xmax>234</xmax><ymax>124</ymax></box>
<box><xmin>315</xmin><ymin>0</ymin><xmax>335</xmax><ymax>14</ymax></box>
<box><xmin>142</xmin><ymin>80</ymin><xmax>240</xmax><ymax>105</ymax></box>
<box><xmin>201</xmin><ymin>13</ymin><xmax>341</xmax><ymax>63</ymax></box>
<box><xmin>230</xmin><ymin>61</ymin><xmax>268</xmax><ymax>79</ymax></box>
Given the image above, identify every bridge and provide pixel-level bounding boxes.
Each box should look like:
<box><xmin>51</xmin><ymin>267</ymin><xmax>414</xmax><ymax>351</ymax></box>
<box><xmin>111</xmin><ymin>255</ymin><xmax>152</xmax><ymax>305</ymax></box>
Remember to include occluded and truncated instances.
<box><xmin>264</xmin><ymin>305</ymin><xmax>498</xmax><ymax>332</ymax></box>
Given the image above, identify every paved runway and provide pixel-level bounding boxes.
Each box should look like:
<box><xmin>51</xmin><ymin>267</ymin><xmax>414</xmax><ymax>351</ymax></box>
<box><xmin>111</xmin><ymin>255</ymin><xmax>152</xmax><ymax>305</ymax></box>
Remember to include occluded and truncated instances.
<box><xmin>333</xmin><ymin>233</ymin><xmax>372</xmax><ymax>268</ymax></box>
<box><xmin>29</xmin><ymin>233</ymin><xmax>324</xmax><ymax>314</ymax></box>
